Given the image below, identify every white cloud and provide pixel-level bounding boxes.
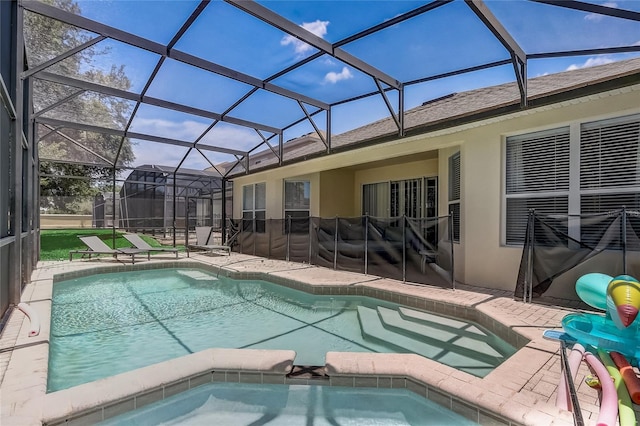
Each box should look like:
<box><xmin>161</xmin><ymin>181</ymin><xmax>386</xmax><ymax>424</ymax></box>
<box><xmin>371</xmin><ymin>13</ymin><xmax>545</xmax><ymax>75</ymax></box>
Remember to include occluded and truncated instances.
<box><xmin>128</xmin><ymin>118</ymin><xmax>261</xmax><ymax>169</ymax></box>
<box><xmin>131</xmin><ymin>117</ymin><xmax>209</xmax><ymax>141</ymax></box>
<box><xmin>324</xmin><ymin>66</ymin><xmax>353</xmax><ymax>84</ymax></box>
<box><xmin>584</xmin><ymin>2</ymin><xmax>617</xmax><ymax>22</ymax></box>
<box><xmin>200</xmin><ymin>125</ymin><xmax>260</xmax><ymax>150</ymax></box>
<box><xmin>281</xmin><ymin>20</ymin><xmax>329</xmax><ymax>56</ymax></box>
<box><xmin>131</xmin><ymin>118</ymin><xmax>258</xmax><ymax>148</ymax></box>
<box><xmin>129</xmin><ymin>137</ymin><xmax>191</xmax><ymax>168</ymax></box>
<box><xmin>321</xmin><ymin>57</ymin><xmax>337</xmax><ymax>66</ymax></box>
<box><xmin>566</xmin><ymin>57</ymin><xmax>615</xmax><ymax>71</ymax></box>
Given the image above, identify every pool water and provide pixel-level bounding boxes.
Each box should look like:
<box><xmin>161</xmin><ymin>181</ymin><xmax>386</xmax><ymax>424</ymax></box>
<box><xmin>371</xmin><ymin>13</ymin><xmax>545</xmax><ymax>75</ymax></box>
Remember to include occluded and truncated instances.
<box><xmin>98</xmin><ymin>382</ymin><xmax>480</xmax><ymax>425</ymax></box>
<box><xmin>48</xmin><ymin>268</ymin><xmax>515</xmax><ymax>392</ymax></box>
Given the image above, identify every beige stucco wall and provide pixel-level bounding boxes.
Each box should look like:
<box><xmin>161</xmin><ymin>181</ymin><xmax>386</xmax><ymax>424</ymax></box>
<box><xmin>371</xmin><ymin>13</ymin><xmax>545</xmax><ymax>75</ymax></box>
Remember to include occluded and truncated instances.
<box><xmin>41</xmin><ymin>214</ymin><xmax>93</xmax><ymax>229</ymax></box>
<box><xmin>233</xmin><ymin>172</ymin><xmax>321</xmax><ymax>218</ymax></box>
<box><xmin>457</xmin><ymin>86</ymin><xmax>640</xmax><ymax>292</ymax></box>
<box><xmin>319</xmin><ymin>169</ymin><xmax>355</xmax><ymax>217</ymax></box>
<box><xmin>230</xmin><ymin>85</ymin><xmax>640</xmax><ymax>293</ymax></box>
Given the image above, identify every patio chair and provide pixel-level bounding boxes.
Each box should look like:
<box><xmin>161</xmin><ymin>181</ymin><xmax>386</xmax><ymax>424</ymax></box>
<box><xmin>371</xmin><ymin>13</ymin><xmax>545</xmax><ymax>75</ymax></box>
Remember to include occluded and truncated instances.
<box><xmin>124</xmin><ymin>234</ymin><xmax>179</xmax><ymax>258</ymax></box>
<box><xmin>187</xmin><ymin>226</ymin><xmax>231</xmax><ymax>257</ymax></box>
<box><xmin>70</xmin><ymin>235</ymin><xmax>150</xmax><ymax>264</ymax></box>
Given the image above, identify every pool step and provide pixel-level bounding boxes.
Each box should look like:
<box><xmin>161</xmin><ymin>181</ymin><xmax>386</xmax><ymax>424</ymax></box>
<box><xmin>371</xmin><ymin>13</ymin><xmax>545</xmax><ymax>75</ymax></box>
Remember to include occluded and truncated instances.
<box><xmin>376</xmin><ymin>307</ymin><xmax>506</xmax><ymax>363</ymax></box>
<box><xmin>357</xmin><ymin>306</ymin><xmax>439</xmax><ymax>358</ymax></box>
<box><xmin>357</xmin><ymin>306</ymin><xmax>504</xmax><ymax>368</ymax></box>
<box><xmin>398</xmin><ymin>307</ymin><xmax>513</xmax><ymax>357</ymax></box>
<box><xmin>398</xmin><ymin>307</ymin><xmax>485</xmax><ymax>336</ymax></box>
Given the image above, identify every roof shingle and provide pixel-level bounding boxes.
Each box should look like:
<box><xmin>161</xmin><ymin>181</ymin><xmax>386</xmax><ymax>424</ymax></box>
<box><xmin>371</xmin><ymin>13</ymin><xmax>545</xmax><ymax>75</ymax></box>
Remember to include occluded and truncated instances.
<box><xmin>225</xmin><ymin>58</ymin><xmax>640</xmax><ymax>176</ymax></box>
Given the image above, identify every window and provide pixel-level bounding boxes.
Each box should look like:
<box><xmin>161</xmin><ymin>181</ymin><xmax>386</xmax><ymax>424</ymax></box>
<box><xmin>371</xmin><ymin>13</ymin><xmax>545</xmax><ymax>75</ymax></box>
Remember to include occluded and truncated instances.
<box><xmin>363</xmin><ymin>178</ymin><xmax>436</xmax><ymax>219</ymax></box>
<box><xmin>362</xmin><ymin>182</ymin><xmax>389</xmax><ymax>217</ymax></box>
<box><xmin>504</xmin><ymin>114</ymin><xmax>640</xmax><ymax>245</ymax></box>
<box><xmin>448</xmin><ymin>152</ymin><xmax>461</xmax><ymax>242</ymax></box>
<box><xmin>580</xmin><ymin>115</ymin><xmax>640</xmax><ymax>245</ymax></box>
<box><xmin>580</xmin><ymin>115</ymin><xmax>640</xmax><ymax>191</ymax></box>
<box><xmin>391</xmin><ymin>179</ymin><xmax>422</xmax><ymax>218</ymax></box>
<box><xmin>284</xmin><ymin>180</ymin><xmax>310</xmax><ymax>233</ymax></box>
<box><xmin>505</xmin><ymin>128</ymin><xmax>570</xmax><ymax>244</ymax></box>
<box><xmin>424</xmin><ymin>177</ymin><xmax>438</xmax><ymax>218</ymax></box>
<box><xmin>362</xmin><ymin>177</ymin><xmax>438</xmax><ymax>247</ymax></box>
<box><xmin>242</xmin><ymin>182</ymin><xmax>265</xmax><ymax>232</ymax></box>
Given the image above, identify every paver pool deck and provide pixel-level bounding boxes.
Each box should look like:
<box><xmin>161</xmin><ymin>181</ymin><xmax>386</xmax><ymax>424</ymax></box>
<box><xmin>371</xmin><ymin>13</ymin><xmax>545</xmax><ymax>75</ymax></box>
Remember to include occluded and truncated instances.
<box><xmin>0</xmin><ymin>252</ymin><xmax>629</xmax><ymax>425</ymax></box>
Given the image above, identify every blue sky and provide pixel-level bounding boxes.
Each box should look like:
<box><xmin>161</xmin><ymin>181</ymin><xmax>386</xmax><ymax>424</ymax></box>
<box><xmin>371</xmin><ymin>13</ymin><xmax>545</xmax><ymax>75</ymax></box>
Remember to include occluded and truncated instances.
<box><xmin>33</xmin><ymin>0</ymin><xmax>640</xmax><ymax>170</ymax></box>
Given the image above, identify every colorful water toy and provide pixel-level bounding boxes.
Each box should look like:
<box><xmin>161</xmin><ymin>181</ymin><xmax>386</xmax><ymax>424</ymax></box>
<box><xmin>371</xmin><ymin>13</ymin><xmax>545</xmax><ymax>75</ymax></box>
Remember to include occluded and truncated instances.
<box><xmin>599</xmin><ymin>349</ymin><xmax>635</xmax><ymax>426</ymax></box>
<box><xmin>584</xmin><ymin>350</ymin><xmax>619</xmax><ymax>426</ymax></box>
<box><xmin>562</xmin><ymin>273</ymin><xmax>640</xmax><ymax>362</ymax></box>
<box><xmin>610</xmin><ymin>351</ymin><xmax>640</xmax><ymax>404</ymax></box>
<box><xmin>554</xmin><ymin>273</ymin><xmax>640</xmax><ymax>426</ymax></box>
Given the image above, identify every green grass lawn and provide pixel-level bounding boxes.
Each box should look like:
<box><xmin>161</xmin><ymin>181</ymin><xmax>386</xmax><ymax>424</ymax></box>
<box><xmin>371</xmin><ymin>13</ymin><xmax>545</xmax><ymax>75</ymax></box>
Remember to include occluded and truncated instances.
<box><xmin>40</xmin><ymin>229</ymin><xmax>184</xmax><ymax>261</ymax></box>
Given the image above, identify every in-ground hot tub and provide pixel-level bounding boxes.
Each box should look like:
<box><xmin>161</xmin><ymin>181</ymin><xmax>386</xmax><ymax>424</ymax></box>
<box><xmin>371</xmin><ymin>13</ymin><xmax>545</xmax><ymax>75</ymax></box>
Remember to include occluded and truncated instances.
<box><xmin>99</xmin><ymin>381</ymin><xmax>481</xmax><ymax>425</ymax></box>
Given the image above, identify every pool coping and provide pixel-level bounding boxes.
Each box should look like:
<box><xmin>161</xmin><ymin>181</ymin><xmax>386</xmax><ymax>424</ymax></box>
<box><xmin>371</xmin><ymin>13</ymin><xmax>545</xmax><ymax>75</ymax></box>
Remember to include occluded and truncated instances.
<box><xmin>0</xmin><ymin>254</ymin><xmax>576</xmax><ymax>426</ymax></box>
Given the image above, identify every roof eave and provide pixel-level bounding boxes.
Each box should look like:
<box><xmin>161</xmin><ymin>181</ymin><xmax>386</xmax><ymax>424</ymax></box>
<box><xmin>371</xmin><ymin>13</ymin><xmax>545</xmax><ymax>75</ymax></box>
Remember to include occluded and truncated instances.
<box><xmin>225</xmin><ymin>70</ymin><xmax>640</xmax><ymax>179</ymax></box>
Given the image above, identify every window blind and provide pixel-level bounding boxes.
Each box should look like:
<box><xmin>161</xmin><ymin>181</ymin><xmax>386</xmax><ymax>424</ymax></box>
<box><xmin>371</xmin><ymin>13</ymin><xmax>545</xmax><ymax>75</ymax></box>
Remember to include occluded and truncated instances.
<box><xmin>581</xmin><ymin>114</ymin><xmax>640</xmax><ymax>190</ymax></box>
<box><xmin>505</xmin><ymin>196</ymin><xmax>569</xmax><ymax>245</ymax></box>
<box><xmin>506</xmin><ymin>128</ymin><xmax>570</xmax><ymax>194</ymax></box>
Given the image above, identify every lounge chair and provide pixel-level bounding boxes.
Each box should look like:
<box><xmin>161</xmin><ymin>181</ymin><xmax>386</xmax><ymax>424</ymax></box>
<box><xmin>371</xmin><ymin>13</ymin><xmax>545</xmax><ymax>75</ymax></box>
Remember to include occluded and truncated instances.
<box><xmin>187</xmin><ymin>226</ymin><xmax>231</xmax><ymax>256</ymax></box>
<box><xmin>124</xmin><ymin>234</ymin><xmax>179</xmax><ymax>258</ymax></box>
<box><xmin>70</xmin><ymin>235</ymin><xmax>150</xmax><ymax>264</ymax></box>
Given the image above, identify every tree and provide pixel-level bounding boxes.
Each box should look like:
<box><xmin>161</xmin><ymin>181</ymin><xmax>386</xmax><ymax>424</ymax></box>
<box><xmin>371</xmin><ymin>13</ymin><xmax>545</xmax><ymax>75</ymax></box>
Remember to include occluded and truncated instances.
<box><xmin>39</xmin><ymin>163</ymin><xmax>109</xmax><ymax>214</ymax></box>
<box><xmin>25</xmin><ymin>0</ymin><xmax>136</xmax><ymax>212</ymax></box>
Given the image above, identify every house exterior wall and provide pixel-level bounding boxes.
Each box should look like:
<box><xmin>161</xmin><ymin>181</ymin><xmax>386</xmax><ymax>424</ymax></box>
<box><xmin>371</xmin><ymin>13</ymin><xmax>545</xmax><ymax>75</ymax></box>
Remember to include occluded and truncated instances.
<box><xmin>460</xmin><ymin>85</ymin><xmax>640</xmax><ymax>292</ymax></box>
<box><xmin>233</xmin><ymin>171</ymin><xmax>321</xmax><ymax>218</ymax></box>
<box><xmin>230</xmin><ymin>84</ymin><xmax>640</xmax><ymax>293</ymax></box>
<box><xmin>40</xmin><ymin>214</ymin><xmax>93</xmax><ymax>229</ymax></box>
<box><xmin>319</xmin><ymin>169</ymin><xmax>355</xmax><ymax>217</ymax></box>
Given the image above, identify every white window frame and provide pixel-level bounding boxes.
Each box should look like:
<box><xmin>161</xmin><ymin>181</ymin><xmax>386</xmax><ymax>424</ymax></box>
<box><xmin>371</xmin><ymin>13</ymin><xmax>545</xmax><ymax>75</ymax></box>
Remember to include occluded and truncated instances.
<box><xmin>284</xmin><ymin>180</ymin><xmax>310</xmax><ymax>219</ymax></box>
<box><xmin>362</xmin><ymin>181</ymin><xmax>390</xmax><ymax>217</ymax></box>
<box><xmin>242</xmin><ymin>182</ymin><xmax>265</xmax><ymax>232</ymax></box>
<box><xmin>503</xmin><ymin>127</ymin><xmax>571</xmax><ymax>245</ymax></box>
<box><xmin>503</xmin><ymin>113</ymin><xmax>640</xmax><ymax>246</ymax></box>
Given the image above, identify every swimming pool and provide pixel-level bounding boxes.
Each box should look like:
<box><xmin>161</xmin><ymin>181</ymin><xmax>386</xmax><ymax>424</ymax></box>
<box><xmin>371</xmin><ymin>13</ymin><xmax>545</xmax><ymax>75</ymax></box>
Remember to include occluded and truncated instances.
<box><xmin>98</xmin><ymin>382</ymin><xmax>480</xmax><ymax>425</ymax></box>
<box><xmin>48</xmin><ymin>268</ymin><xmax>516</xmax><ymax>392</ymax></box>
